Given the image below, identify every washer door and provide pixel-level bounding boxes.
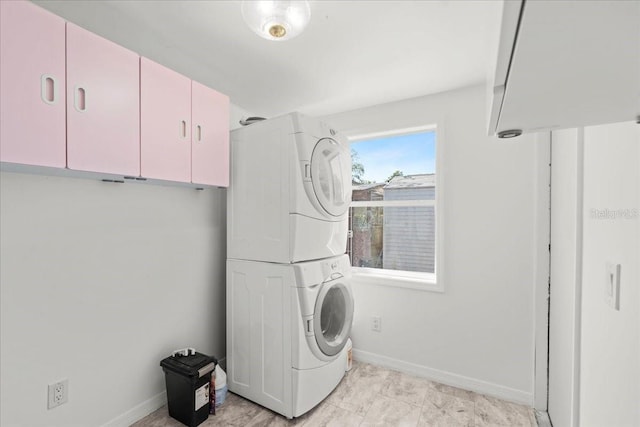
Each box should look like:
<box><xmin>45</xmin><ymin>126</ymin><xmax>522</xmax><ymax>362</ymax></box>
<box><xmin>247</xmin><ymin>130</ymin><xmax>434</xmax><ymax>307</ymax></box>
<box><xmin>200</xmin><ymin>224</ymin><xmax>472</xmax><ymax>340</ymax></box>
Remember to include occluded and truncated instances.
<box><xmin>313</xmin><ymin>279</ymin><xmax>354</xmax><ymax>357</ymax></box>
<box><xmin>310</xmin><ymin>138</ymin><xmax>350</xmax><ymax>217</ymax></box>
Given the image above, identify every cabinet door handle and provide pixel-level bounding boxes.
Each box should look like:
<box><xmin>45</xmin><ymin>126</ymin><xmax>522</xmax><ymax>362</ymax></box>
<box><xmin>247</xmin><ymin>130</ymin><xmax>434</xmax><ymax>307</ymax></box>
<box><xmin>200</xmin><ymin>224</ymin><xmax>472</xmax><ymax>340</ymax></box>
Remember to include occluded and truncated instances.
<box><xmin>196</xmin><ymin>125</ymin><xmax>202</xmax><ymax>142</ymax></box>
<box><xmin>180</xmin><ymin>120</ymin><xmax>187</xmax><ymax>139</ymax></box>
<box><xmin>40</xmin><ymin>74</ymin><xmax>57</xmax><ymax>105</ymax></box>
<box><xmin>74</xmin><ymin>86</ymin><xmax>87</xmax><ymax>112</ymax></box>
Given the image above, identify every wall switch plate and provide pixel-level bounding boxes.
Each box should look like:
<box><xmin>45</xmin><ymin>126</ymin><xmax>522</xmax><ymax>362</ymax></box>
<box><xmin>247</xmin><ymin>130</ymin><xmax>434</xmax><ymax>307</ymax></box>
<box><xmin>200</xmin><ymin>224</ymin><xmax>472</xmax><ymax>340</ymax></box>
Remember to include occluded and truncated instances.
<box><xmin>605</xmin><ymin>263</ymin><xmax>621</xmax><ymax>310</ymax></box>
<box><xmin>48</xmin><ymin>379</ymin><xmax>68</xmax><ymax>409</ymax></box>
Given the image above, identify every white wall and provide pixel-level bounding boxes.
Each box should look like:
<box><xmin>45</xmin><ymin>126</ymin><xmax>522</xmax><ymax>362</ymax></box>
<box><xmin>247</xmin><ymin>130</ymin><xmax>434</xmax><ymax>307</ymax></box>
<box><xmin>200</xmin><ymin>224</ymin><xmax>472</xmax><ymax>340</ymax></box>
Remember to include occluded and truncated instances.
<box><xmin>580</xmin><ymin>121</ymin><xmax>639</xmax><ymax>427</ymax></box>
<box><xmin>0</xmin><ymin>104</ymin><xmax>251</xmax><ymax>427</ymax></box>
<box><xmin>322</xmin><ymin>84</ymin><xmax>549</xmax><ymax>405</ymax></box>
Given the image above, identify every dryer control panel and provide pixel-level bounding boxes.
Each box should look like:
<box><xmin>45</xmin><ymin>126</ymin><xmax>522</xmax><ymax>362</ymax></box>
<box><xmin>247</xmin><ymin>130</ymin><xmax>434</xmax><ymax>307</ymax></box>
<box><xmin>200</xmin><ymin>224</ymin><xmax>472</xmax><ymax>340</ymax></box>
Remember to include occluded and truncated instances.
<box><xmin>293</xmin><ymin>254</ymin><xmax>351</xmax><ymax>287</ymax></box>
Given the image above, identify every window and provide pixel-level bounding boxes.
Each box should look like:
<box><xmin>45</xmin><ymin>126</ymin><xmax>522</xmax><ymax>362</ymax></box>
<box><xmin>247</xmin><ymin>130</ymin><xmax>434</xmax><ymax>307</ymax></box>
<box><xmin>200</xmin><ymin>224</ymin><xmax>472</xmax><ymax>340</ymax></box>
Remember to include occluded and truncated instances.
<box><xmin>348</xmin><ymin>125</ymin><xmax>442</xmax><ymax>291</ymax></box>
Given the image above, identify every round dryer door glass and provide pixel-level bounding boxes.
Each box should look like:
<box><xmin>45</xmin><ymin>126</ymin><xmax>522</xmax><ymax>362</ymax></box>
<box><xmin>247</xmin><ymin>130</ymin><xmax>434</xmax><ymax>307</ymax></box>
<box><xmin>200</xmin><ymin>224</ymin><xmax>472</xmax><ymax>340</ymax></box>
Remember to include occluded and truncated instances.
<box><xmin>311</xmin><ymin>138</ymin><xmax>350</xmax><ymax>217</ymax></box>
<box><xmin>314</xmin><ymin>281</ymin><xmax>354</xmax><ymax>357</ymax></box>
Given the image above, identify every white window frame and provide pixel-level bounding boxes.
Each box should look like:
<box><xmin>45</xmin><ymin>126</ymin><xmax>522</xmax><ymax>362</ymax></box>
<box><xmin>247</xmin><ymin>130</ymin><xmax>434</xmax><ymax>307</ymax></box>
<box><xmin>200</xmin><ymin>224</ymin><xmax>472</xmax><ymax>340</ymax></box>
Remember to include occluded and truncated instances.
<box><xmin>348</xmin><ymin>123</ymin><xmax>444</xmax><ymax>293</ymax></box>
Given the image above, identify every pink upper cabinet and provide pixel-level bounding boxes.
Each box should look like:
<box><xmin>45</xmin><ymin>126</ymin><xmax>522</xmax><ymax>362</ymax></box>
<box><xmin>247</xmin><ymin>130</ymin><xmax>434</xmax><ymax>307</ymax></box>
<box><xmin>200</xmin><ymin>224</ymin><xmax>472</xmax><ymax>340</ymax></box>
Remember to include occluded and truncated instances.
<box><xmin>66</xmin><ymin>23</ymin><xmax>140</xmax><ymax>176</ymax></box>
<box><xmin>191</xmin><ymin>81</ymin><xmax>230</xmax><ymax>187</ymax></box>
<box><xmin>0</xmin><ymin>0</ymin><xmax>66</xmax><ymax>167</ymax></box>
<box><xmin>140</xmin><ymin>58</ymin><xmax>192</xmax><ymax>182</ymax></box>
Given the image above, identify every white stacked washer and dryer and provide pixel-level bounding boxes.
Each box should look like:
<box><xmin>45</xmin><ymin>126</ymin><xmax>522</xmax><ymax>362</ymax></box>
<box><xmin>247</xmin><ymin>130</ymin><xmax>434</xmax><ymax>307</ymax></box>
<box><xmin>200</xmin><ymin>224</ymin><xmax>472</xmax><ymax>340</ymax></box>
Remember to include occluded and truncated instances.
<box><xmin>226</xmin><ymin>112</ymin><xmax>355</xmax><ymax>419</ymax></box>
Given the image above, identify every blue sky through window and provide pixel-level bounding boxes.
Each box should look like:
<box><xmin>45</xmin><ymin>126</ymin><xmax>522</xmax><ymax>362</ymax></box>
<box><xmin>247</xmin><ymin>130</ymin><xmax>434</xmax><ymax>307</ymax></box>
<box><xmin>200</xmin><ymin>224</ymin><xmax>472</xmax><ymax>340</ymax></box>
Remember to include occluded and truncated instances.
<box><xmin>351</xmin><ymin>131</ymin><xmax>436</xmax><ymax>184</ymax></box>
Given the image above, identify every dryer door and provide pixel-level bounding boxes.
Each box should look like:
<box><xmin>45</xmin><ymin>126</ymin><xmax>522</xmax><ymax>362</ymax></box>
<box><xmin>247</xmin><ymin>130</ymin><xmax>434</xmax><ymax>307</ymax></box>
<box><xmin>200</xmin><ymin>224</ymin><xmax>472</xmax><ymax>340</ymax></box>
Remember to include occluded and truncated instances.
<box><xmin>313</xmin><ymin>276</ymin><xmax>354</xmax><ymax>357</ymax></box>
<box><xmin>310</xmin><ymin>138</ymin><xmax>351</xmax><ymax>217</ymax></box>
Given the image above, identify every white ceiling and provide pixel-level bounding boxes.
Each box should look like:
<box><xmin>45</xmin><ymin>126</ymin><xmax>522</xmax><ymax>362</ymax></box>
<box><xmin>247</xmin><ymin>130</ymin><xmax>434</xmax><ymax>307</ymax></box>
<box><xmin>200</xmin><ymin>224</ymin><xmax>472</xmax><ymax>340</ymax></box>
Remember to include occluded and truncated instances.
<box><xmin>34</xmin><ymin>0</ymin><xmax>502</xmax><ymax>118</ymax></box>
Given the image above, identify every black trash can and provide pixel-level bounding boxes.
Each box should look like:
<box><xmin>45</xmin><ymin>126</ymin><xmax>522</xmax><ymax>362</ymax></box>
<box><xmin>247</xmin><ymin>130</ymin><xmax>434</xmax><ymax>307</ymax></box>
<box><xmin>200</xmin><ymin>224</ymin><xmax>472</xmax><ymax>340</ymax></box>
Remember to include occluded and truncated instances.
<box><xmin>160</xmin><ymin>348</ymin><xmax>217</xmax><ymax>427</ymax></box>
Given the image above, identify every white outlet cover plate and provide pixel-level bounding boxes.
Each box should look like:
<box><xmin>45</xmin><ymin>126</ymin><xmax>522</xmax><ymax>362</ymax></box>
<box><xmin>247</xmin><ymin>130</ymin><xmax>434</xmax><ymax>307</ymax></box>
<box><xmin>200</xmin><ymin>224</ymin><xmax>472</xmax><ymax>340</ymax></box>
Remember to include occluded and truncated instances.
<box><xmin>48</xmin><ymin>379</ymin><xmax>68</xmax><ymax>409</ymax></box>
<box><xmin>372</xmin><ymin>316</ymin><xmax>382</xmax><ymax>332</ymax></box>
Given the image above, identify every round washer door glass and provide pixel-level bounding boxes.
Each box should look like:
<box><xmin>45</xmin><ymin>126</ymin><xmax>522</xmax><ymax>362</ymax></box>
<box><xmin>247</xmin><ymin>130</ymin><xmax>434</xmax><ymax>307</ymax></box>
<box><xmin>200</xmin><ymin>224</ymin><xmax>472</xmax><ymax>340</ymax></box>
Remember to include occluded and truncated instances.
<box><xmin>314</xmin><ymin>281</ymin><xmax>354</xmax><ymax>356</ymax></box>
<box><xmin>311</xmin><ymin>138</ymin><xmax>350</xmax><ymax>217</ymax></box>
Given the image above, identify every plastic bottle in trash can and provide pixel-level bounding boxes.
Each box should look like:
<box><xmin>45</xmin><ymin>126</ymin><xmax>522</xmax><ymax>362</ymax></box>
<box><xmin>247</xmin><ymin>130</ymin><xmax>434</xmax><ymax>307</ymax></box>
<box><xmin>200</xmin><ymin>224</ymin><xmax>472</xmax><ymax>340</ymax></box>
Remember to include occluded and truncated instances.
<box><xmin>214</xmin><ymin>365</ymin><xmax>227</xmax><ymax>407</ymax></box>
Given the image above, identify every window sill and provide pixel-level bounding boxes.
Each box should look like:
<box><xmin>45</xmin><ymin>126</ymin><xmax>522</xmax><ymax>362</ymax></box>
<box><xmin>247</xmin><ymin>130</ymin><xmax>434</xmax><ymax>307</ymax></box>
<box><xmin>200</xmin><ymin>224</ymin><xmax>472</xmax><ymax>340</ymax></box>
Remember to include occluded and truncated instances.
<box><xmin>351</xmin><ymin>267</ymin><xmax>443</xmax><ymax>293</ymax></box>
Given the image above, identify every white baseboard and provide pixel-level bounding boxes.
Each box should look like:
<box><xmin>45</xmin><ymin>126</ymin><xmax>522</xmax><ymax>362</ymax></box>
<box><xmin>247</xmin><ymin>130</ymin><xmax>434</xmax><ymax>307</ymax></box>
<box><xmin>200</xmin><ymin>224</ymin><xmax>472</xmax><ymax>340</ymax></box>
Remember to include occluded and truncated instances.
<box><xmin>352</xmin><ymin>348</ymin><xmax>534</xmax><ymax>406</ymax></box>
<box><xmin>101</xmin><ymin>391</ymin><xmax>167</xmax><ymax>427</ymax></box>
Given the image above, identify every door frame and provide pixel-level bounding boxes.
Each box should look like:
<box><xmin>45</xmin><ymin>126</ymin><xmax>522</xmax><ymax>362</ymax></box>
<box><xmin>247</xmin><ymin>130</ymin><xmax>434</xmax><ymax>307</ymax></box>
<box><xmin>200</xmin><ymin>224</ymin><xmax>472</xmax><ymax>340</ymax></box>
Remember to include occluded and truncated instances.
<box><xmin>545</xmin><ymin>129</ymin><xmax>585</xmax><ymax>426</ymax></box>
<box><xmin>533</xmin><ymin>133</ymin><xmax>551</xmax><ymax>411</ymax></box>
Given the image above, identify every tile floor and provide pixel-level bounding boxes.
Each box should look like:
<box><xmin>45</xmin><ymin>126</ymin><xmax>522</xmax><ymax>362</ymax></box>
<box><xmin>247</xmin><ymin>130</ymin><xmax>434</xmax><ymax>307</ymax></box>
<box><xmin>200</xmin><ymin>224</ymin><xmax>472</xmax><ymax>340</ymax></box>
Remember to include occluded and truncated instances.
<box><xmin>134</xmin><ymin>361</ymin><xmax>537</xmax><ymax>427</ymax></box>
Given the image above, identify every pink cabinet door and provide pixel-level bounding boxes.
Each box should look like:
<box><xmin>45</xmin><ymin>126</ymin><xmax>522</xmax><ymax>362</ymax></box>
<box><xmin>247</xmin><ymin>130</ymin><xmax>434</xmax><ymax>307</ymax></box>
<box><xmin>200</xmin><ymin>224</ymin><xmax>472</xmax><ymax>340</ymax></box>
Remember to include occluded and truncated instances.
<box><xmin>66</xmin><ymin>23</ymin><xmax>140</xmax><ymax>176</ymax></box>
<box><xmin>191</xmin><ymin>81</ymin><xmax>230</xmax><ymax>186</ymax></box>
<box><xmin>0</xmin><ymin>0</ymin><xmax>66</xmax><ymax>167</ymax></box>
<box><xmin>140</xmin><ymin>58</ymin><xmax>192</xmax><ymax>182</ymax></box>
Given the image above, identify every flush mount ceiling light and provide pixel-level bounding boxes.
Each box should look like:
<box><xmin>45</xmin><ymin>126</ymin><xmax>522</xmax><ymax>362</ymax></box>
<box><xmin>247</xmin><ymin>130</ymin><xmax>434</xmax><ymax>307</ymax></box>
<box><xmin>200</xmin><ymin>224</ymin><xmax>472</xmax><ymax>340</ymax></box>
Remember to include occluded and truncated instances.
<box><xmin>241</xmin><ymin>1</ymin><xmax>311</xmax><ymax>41</ymax></box>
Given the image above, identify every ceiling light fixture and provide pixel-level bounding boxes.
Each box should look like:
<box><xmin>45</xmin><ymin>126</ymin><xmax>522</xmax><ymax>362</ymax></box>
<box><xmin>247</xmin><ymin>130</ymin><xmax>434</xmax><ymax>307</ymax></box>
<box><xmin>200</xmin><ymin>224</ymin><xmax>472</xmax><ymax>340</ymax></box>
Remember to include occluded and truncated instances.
<box><xmin>241</xmin><ymin>1</ymin><xmax>311</xmax><ymax>41</ymax></box>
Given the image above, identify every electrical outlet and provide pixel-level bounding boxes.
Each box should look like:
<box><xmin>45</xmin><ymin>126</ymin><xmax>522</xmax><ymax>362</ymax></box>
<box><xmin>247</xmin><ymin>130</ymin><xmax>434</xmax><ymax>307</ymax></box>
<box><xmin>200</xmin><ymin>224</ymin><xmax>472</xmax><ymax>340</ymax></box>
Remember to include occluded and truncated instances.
<box><xmin>48</xmin><ymin>379</ymin><xmax>68</xmax><ymax>409</ymax></box>
<box><xmin>372</xmin><ymin>316</ymin><xmax>382</xmax><ymax>332</ymax></box>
